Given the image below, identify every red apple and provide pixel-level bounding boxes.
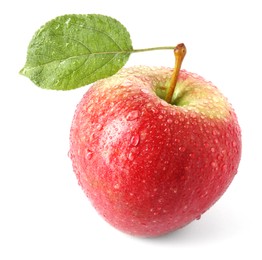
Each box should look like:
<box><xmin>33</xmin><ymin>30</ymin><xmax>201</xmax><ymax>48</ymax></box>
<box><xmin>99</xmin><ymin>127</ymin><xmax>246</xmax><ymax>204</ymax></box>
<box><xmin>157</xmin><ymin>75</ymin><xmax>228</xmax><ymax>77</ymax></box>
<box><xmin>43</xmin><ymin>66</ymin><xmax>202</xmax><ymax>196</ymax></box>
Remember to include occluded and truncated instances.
<box><xmin>69</xmin><ymin>45</ymin><xmax>241</xmax><ymax>237</ymax></box>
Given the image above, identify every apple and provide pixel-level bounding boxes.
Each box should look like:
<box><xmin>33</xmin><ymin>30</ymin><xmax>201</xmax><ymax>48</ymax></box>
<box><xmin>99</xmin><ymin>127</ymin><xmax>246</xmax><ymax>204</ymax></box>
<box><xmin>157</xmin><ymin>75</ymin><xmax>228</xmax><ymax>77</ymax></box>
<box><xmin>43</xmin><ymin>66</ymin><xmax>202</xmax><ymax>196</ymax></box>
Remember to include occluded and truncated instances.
<box><xmin>69</xmin><ymin>44</ymin><xmax>241</xmax><ymax>237</ymax></box>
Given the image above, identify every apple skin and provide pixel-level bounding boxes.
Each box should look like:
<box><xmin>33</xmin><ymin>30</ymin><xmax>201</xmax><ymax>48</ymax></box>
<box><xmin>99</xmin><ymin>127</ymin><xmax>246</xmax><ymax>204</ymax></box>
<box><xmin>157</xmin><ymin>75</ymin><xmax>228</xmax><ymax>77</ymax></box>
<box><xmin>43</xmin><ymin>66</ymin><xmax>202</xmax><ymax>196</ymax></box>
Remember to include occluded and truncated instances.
<box><xmin>69</xmin><ymin>66</ymin><xmax>241</xmax><ymax>237</ymax></box>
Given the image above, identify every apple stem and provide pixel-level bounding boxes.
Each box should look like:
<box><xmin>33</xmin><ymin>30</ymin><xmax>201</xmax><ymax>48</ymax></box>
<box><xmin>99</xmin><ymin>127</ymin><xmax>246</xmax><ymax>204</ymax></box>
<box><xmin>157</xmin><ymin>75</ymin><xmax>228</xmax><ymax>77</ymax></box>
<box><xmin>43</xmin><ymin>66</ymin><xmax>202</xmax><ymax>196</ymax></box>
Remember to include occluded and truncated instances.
<box><xmin>132</xmin><ymin>46</ymin><xmax>176</xmax><ymax>52</ymax></box>
<box><xmin>165</xmin><ymin>43</ymin><xmax>187</xmax><ymax>104</ymax></box>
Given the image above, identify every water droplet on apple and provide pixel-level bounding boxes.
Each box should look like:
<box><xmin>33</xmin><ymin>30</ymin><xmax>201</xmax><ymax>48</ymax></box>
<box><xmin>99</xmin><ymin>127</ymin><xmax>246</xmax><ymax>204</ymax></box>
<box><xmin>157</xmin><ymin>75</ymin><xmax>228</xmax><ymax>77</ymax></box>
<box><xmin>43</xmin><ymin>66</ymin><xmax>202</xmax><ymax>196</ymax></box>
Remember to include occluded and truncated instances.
<box><xmin>222</xmin><ymin>164</ymin><xmax>227</xmax><ymax>171</ymax></box>
<box><xmin>196</xmin><ymin>215</ymin><xmax>201</xmax><ymax>220</ymax></box>
<box><xmin>173</xmin><ymin>188</ymin><xmax>178</xmax><ymax>194</ymax></box>
<box><xmin>191</xmin><ymin>73</ymin><xmax>200</xmax><ymax>79</ymax></box>
<box><xmin>179</xmin><ymin>146</ymin><xmax>186</xmax><ymax>152</ymax></box>
<box><xmin>189</xmin><ymin>153</ymin><xmax>195</xmax><ymax>158</ymax></box>
<box><xmin>205</xmin><ymin>129</ymin><xmax>210</xmax><ymax>134</ymax></box>
<box><xmin>160</xmin><ymin>100</ymin><xmax>169</xmax><ymax>107</ymax></box>
<box><xmin>122</xmin><ymin>80</ymin><xmax>132</xmax><ymax>87</ymax></box>
<box><xmin>130</xmin><ymin>134</ymin><xmax>140</xmax><ymax>147</ymax></box>
<box><xmin>96</xmin><ymin>123</ymin><xmax>103</xmax><ymax>131</ymax></box>
<box><xmin>214</xmin><ymin>138</ymin><xmax>219</xmax><ymax>144</ymax></box>
<box><xmin>114</xmin><ymin>183</ymin><xmax>120</xmax><ymax>189</ymax></box>
<box><xmin>150</xmin><ymin>107</ymin><xmax>158</xmax><ymax>114</ymax></box>
<box><xmin>140</xmin><ymin>88</ymin><xmax>150</xmax><ymax>94</ymax></box>
<box><xmin>126</xmin><ymin>110</ymin><xmax>139</xmax><ymax>121</ymax></box>
<box><xmin>85</xmin><ymin>150</ymin><xmax>93</xmax><ymax>160</ymax></box>
<box><xmin>190</xmin><ymin>113</ymin><xmax>197</xmax><ymax>119</ymax></box>
<box><xmin>211</xmin><ymin>161</ymin><xmax>217</xmax><ymax>168</ymax></box>
<box><xmin>182</xmin><ymin>205</ymin><xmax>188</xmax><ymax>213</ymax></box>
<box><xmin>128</xmin><ymin>152</ymin><xmax>135</xmax><ymax>161</ymax></box>
<box><xmin>167</xmin><ymin>118</ymin><xmax>173</xmax><ymax>124</ymax></box>
<box><xmin>174</xmin><ymin>138</ymin><xmax>180</xmax><ymax>143</ymax></box>
<box><xmin>217</xmin><ymin>154</ymin><xmax>222</xmax><ymax>160</ymax></box>
<box><xmin>211</xmin><ymin>147</ymin><xmax>215</xmax><ymax>153</ymax></box>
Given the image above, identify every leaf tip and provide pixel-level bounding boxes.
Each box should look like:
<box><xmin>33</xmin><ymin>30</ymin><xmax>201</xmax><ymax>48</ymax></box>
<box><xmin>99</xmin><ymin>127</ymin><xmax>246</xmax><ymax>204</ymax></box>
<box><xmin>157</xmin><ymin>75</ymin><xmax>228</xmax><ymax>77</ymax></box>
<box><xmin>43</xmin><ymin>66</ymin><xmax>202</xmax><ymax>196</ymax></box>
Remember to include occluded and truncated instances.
<box><xmin>19</xmin><ymin>66</ymin><xmax>26</xmax><ymax>76</ymax></box>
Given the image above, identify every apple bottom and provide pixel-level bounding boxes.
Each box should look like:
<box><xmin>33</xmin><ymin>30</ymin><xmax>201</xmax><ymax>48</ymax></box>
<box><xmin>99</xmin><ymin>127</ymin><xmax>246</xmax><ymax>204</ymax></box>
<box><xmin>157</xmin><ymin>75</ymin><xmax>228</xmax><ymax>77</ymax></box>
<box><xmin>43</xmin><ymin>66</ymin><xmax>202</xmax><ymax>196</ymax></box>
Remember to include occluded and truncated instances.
<box><xmin>77</xmin><ymin>150</ymin><xmax>237</xmax><ymax>237</ymax></box>
<box><xmin>71</xmin><ymin>115</ymin><xmax>240</xmax><ymax>237</ymax></box>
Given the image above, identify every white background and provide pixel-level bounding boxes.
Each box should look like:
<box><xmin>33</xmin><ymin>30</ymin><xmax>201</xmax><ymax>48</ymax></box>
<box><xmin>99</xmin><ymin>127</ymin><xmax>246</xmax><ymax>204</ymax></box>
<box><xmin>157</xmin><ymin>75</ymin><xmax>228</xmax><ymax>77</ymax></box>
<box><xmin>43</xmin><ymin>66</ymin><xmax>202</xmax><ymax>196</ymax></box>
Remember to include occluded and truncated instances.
<box><xmin>1</xmin><ymin>1</ymin><xmax>261</xmax><ymax>259</ymax></box>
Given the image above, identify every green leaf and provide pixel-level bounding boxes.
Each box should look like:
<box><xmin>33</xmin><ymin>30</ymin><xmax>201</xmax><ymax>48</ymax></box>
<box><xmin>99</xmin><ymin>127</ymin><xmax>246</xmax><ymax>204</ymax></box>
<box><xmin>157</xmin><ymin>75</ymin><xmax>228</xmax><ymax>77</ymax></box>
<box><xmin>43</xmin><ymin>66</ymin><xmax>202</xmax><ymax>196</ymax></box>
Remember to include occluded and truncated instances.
<box><xmin>20</xmin><ymin>14</ymin><xmax>133</xmax><ymax>90</ymax></box>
